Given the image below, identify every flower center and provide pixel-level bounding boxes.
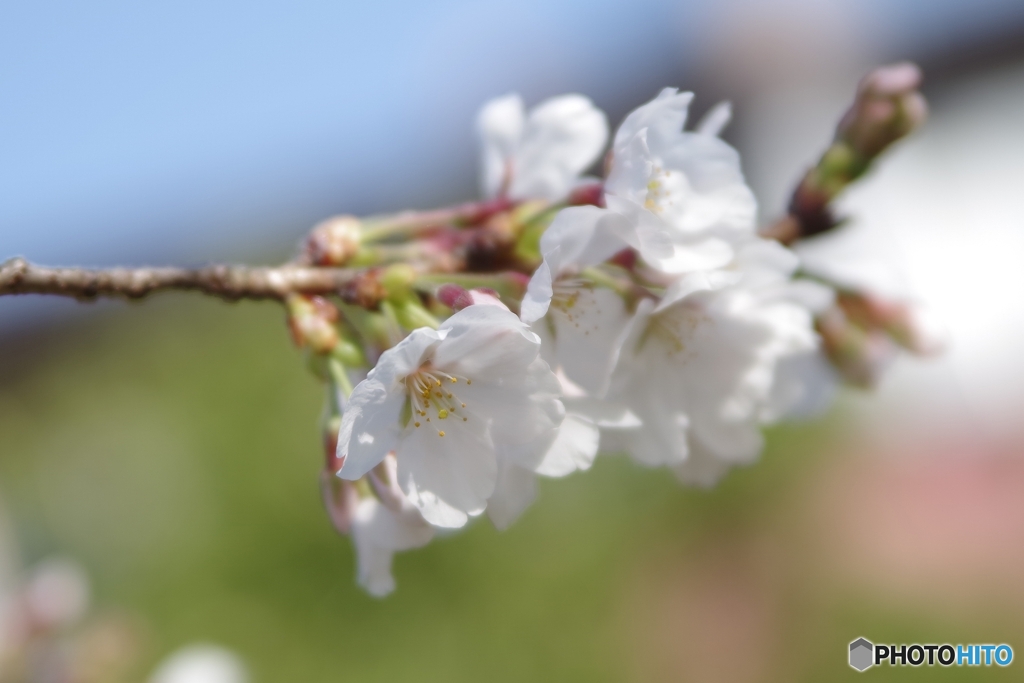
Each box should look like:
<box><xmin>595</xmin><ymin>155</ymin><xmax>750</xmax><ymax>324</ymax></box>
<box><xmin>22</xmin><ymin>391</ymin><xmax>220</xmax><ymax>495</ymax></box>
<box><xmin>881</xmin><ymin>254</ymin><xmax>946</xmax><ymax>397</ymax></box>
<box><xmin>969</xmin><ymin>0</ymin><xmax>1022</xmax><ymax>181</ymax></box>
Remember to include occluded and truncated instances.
<box><xmin>638</xmin><ymin>301</ymin><xmax>707</xmax><ymax>357</ymax></box>
<box><xmin>550</xmin><ymin>277</ymin><xmax>591</xmax><ymax>322</ymax></box>
<box><xmin>405</xmin><ymin>365</ymin><xmax>472</xmax><ymax>437</ymax></box>
<box><xmin>643</xmin><ymin>165</ymin><xmax>673</xmax><ymax>215</ymax></box>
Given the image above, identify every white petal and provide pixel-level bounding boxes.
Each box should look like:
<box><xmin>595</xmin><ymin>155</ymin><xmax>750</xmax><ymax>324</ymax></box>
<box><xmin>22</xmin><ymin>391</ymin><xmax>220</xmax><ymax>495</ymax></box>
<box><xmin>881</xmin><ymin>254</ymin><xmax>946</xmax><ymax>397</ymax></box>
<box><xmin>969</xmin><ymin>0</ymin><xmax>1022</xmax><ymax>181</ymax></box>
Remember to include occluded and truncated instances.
<box><xmin>370</xmin><ymin>326</ymin><xmax>447</xmax><ymax>385</ymax></box>
<box><xmin>336</xmin><ymin>328</ymin><xmax>443</xmax><ymax>479</ymax></box>
<box><xmin>352</xmin><ymin>498</ymin><xmax>434</xmax><ymax>597</ymax></box>
<box><xmin>534</xmin><ymin>412</ymin><xmax>600</xmax><ymax>477</ymax></box>
<box><xmin>434</xmin><ymin>305</ymin><xmax>540</xmax><ymax>379</ymax></box>
<box><xmin>563</xmin><ymin>395</ymin><xmax>641</xmax><ymax>428</ymax></box>
<box><xmin>521</xmin><ymin>258</ymin><xmax>555</xmax><ymax>323</ymax></box>
<box><xmin>147</xmin><ymin>645</ymin><xmax>248</xmax><ymax>683</ymax></box>
<box><xmin>604</xmin><ymin>129</ymin><xmax>654</xmax><ymax>207</ymax></box>
<box><xmin>549</xmin><ymin>285</ymin><xmax>633</xmax><ymax>396</ymax></box>
<box><xmin>613</xmin><ymin>88</ymin><xmax>694</xmax><ymax>156</ymax></box>
<box><xmin>734</xmin><ymin>239</ymin><xmax>799</xmax><ymax>279</ymax></box>
<box><xmin>538</xmin><ymin>205</ymin><xmax>634</xmax><ymax>268</ymax></box>
<box><xmin>336</xmin><ymin>378</ymin><xmax>405</xmax><ymax>480</ymax></box>
<box><xmin>690</xmin><ymin>419</ymin><xmax>764</xmax><ymax>464</ymax></box>
<box><xmin>656</xmin><ymin>269</ymin><xmax>742</xmax><ymax>312</ymax></box>
<box><xmin>487</xmin><ymin>462</ymin><xmax>538</xmax><ymax>531</ymax></box>
<box><xmin>695</xmin><ymin>101</ymin><xmax>732</xmax><ymax>137</ymax></box>
<box><xmin>396</xmin><ymin>416</ymin><xmax>497</xmax><ymax>528</ymax></box>
<box><xmin>777</xmin><ymin>279</ymin><xmax>836</xmax><ymax>314</ymax></box>
<box><xmin>671</xmin><ymin>440</ymin><xmax>733</xmax><ymax>488</ymax></box>
<box><xmin>653</xmin><ymin>132</ymin><xmax>757</xmax><ymax>236</ymax></box>
<box><xmin>465</xmin><ymin>358</ymin><xmax>565</xmax><ymax>470</ymax></box>
<box><xmin>615</xmin><ymin>396</ymin><xmax>690</xmax><ymax>467</ymax></box>
<box><xmin>508</xmin><ymin>94</ymin><xmax>608</xmax><ymax>202</ymax></box>
<box><xmin>765</xmin><ymin>349</ymin><xmax>838</xmax><ymax>420</ymax></box>
<box><xmin>477</xmin><ymin>93</ymin><xmax>524</xmax><ymax>198</ymax></box>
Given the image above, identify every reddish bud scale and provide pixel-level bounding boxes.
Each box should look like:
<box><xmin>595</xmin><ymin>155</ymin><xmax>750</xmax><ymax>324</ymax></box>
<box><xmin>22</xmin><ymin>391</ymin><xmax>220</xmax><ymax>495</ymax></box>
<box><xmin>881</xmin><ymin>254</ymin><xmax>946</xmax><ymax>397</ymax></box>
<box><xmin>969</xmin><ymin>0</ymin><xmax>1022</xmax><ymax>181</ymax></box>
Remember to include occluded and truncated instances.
<box><xmin>339</xmin><ymin>270</ymin><xmax>387</xmax><ymax>309</ymax></box>
<box><xmin>323</xmin><ymin>429</ymin><xmax>342</xmax><ymax>472</ymax></box>
<box><xmin>567</xmin><ymin>182</ymin><xmax>605</xmax><ymax>207</ymax></box>
<box><xmin>608</xmin><ymin>248</ymin><xmax>637</xmax><ymax>270</ymax></box>
<box><xmin>437</xmin><ymin>284</ymin><xmax>473</xmax><ymax>311</ymax></box>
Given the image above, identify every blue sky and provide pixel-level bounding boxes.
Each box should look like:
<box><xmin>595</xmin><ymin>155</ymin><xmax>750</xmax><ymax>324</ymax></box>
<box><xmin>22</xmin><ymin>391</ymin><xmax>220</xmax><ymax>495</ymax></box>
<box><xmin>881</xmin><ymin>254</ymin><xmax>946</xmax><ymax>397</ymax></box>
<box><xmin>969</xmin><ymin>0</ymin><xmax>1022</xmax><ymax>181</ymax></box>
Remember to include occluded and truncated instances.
<box><xmin>2</xmin><ymin>0</ymin><xmax>1023</xmax><ymax>275</ymax></box>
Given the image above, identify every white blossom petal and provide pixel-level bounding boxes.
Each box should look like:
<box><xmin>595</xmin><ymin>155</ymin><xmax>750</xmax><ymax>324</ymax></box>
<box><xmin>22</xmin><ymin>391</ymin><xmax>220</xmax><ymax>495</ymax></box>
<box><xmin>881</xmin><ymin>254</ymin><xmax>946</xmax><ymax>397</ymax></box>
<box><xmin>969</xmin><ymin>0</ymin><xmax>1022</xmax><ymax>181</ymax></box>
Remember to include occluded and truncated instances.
<box><xmin>548</xmin><ymin>285</ymin><xmax>633</xmax><ymax>396</ymax></box>
<box><xmin>477</xmin><ymin>94</ymin><xmax>525</xmax><ymax>198</ymax></box>
<box><xmin>352</xmin><ymin>498</ymin><xmax>434</xmax><ymax>597</ymax></box>
<box><xmin>397</xmin><ymin>415</ymin><xmax>496</xmax><ymax>528</ymax></box>
<box><xmin>337</xmin><ymin>328</ymin><xmax>443</xmax><ymax>479</ymax></box>
<box><xmin>487</xmin><ymin>462</ymin><xmax>539</xmax><ymax>531</ymax></box>
<box><xmin>533</xmin><ymin>412</ymin><xmax>600</xmax><ymax>477</ymax></box>
<box><xmin>508</xmin><ymin>95</ymin><xmax>608</xmax><ymax>202</ymax></box>
<box><xmin>520</xmin><ymin>258</ymin><xmax>555</xmax><ymax>323</ymax></box>
<box><xmin>695</xmin><ymin>101</ymin><xmax>732</xmax><ymax>137</ymax></box>
<box><xmin>336</xmin><ymin>379</ymin><xmax>405</xmax><ymax>480</ymax></box>
<box><xmin>433</xmin><ymin>305</ymin><xmax>540</xmax><ymax>379</ymax></box>
<box><xmin>613</xmin><ymin>88</ymin><xmax>694</xmax><ymax>156</ymax></box>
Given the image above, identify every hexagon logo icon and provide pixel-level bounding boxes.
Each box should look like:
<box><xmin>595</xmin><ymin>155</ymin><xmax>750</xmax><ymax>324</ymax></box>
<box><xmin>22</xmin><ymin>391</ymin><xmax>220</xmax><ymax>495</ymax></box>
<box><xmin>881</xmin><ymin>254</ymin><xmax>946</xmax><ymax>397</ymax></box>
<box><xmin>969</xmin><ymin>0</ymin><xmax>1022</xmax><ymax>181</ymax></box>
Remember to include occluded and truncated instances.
<box><xmin>849</xmin><ymin>638</ymin><xmax>874</xmax><ymax>671</ymax></box>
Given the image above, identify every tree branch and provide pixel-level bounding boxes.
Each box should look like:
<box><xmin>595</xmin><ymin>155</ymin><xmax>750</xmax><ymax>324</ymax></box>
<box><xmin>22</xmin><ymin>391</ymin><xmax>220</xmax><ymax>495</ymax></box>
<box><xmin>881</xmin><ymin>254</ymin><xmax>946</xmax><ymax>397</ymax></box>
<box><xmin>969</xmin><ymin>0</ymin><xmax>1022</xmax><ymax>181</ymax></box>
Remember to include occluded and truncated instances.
<box><xmin>0</xmin><ymin>257</ymin><xmax>364</xmax><ymax>303</ymax></box>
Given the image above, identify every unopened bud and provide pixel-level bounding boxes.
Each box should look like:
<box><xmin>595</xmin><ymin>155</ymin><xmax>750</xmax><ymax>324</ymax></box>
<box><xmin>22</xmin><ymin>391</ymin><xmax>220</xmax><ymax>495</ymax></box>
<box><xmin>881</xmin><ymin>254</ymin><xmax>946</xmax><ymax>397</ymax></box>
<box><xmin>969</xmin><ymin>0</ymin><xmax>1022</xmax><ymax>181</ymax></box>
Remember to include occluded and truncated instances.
<box><xmin>816</xmin><ymin>306</ymin><xmax>895</xmax><ymax>388</ymax></box>
<box><xmin>306</xmin><ymin>215</ymin><xmax>362</xmax><ymax>266</ymax></box>
<box><xmin>287</xmin><ymin>294</ymin><xmax>340</xmax><ymax>354</ymax></box>
<box><xmin>437</xmin><ymin>283</ymin><xmax>473</xmax><ymax>311</ymax></box>
<box><xmin>380</xmin><ymin>264</ymin><xmax>417</xmax><ymax>299</ymax></box>
<box><xmin>771</xmin><ymin>63</ymin><xmax>928</xmax><ymax>245</ymax></box>
<box><xmin>838</xmin><ymin>62</ymin><xmax>927</xmax><ymax>162</ymax></box>
<box><xmin>836</xmin><ymin>292</ymin><xmax>945</xmax><ymax>356</ymax></box>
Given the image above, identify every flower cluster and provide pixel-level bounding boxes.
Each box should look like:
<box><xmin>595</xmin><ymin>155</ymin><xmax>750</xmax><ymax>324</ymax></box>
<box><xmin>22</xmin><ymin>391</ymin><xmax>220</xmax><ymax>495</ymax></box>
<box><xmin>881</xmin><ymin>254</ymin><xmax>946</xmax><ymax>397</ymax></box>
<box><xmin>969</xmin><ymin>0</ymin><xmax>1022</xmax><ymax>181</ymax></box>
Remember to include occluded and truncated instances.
<box><xmin>297</xmin><ymin>79</ymin><xmax>935</xmax><ymax>595</ymax></box>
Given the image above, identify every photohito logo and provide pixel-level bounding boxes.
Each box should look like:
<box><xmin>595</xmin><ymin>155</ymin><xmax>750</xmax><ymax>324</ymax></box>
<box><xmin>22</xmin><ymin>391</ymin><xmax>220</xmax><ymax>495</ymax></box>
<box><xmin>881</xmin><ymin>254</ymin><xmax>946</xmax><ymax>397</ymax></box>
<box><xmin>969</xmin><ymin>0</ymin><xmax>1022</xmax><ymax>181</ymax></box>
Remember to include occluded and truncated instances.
<box><xmin>848</xmin><ymin>638</ymin><xmax>1013</xmax><ymax>671</ymax></box>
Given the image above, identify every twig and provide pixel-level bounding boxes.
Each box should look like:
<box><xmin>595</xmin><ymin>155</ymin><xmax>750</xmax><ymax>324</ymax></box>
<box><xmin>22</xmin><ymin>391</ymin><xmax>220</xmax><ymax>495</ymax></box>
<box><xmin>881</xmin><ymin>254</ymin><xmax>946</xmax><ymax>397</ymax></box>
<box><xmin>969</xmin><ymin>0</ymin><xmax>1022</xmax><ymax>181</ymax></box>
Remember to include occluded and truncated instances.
<box><xmin>761</xmin><ymin>62</ymin><xmax>926</xmax><ymax>245</ymax></box>
<box><xmin>0</xmin><ymin>257</ymin><xmax>367</xmax><ymax>303</ymax></box>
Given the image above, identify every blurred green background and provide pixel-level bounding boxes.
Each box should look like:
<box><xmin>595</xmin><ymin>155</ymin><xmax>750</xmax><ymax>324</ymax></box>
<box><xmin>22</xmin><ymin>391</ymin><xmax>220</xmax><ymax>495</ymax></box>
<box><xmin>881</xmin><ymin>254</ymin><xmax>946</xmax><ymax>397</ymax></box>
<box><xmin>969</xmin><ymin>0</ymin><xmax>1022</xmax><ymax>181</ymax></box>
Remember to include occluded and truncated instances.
<box><xmin>2</xmin><ymin>295</ymin><xmax>1020</xmax><ymax>681</ymax></box>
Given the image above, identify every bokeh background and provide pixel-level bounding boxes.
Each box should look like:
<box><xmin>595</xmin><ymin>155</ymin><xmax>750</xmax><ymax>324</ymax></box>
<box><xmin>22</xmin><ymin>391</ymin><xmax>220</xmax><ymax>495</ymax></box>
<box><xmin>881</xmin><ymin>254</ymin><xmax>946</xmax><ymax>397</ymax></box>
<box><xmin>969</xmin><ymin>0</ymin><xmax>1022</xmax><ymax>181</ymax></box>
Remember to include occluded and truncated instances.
<box><xmin>3</xmin><ymin>0</ymin><xmax>1024</xmax><ymax>680</ymax></box>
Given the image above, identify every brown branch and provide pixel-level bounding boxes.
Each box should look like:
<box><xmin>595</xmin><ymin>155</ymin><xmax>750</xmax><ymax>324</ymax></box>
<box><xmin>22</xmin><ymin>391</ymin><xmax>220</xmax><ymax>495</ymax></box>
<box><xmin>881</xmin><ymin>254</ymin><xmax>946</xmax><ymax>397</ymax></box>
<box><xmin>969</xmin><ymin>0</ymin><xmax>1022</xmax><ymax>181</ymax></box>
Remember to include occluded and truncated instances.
<box><xmin>0</xmin><ymin>257</ymin><xmax>365</xmax><ymax>303</ymax></box>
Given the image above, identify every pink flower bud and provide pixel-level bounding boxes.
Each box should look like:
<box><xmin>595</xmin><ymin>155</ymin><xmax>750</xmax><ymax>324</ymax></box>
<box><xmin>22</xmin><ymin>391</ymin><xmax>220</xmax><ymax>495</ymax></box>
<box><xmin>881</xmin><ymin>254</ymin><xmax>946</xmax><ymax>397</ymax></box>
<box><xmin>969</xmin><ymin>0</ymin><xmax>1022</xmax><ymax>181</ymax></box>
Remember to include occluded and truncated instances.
<box><xmin>436</xmin><ymin>283</ymin><xmax>473</xmax><ymax>311</ymax></box>
<box><xmin>839</xmin><ymin>62</ymin><xmax>927</xmax><ymax>160</ymax></box>
<box><xmin>305</xmin><ymin>215</ymin><xmax>362</xmax><ymax>266</ymax></box>
<box><xmin>861</xmin><ymin>62</ymin><xmax>922</xmax><ymax>98</ymax></box>
<box><xmin>817</xmin><ymin>306</ymin><xmax>895</xmax><ymax>388</ymax></box>
<box><xmin>286</xmin><ymin>295</ymin><xmax>340</xmax><ymax>354</ymax></box>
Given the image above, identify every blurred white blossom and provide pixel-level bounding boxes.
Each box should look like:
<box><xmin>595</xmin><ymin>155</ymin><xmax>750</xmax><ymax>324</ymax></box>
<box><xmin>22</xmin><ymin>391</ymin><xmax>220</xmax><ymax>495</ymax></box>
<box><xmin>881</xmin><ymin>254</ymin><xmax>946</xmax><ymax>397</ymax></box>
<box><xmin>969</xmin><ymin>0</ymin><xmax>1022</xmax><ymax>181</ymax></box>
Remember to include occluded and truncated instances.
<box><xmin>606</xmin><ymin>240</ymin><xmax>830</xmax><ymax>485</ymax></box>
<box><xmin>148</xmin><ymin>645</ymin><xmax>248</xmax><ymax>683</ymax></box>
<box><xmin>477</xmin><ymin>93</ymin><xmax>608</xmax><ymax>202</ymax></box>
